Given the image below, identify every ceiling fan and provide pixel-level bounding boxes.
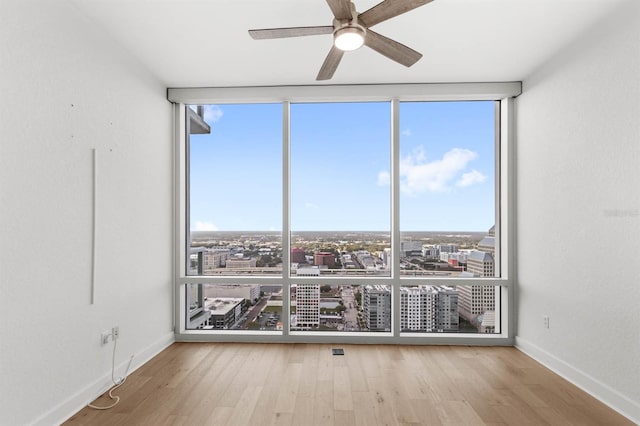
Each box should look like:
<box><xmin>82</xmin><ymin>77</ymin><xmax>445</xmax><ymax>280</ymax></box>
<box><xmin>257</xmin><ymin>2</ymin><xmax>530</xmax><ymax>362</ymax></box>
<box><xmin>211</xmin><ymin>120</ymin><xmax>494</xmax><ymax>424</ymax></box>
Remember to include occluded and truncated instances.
<box><xmin>248</xmin><ymin>0</ymin><xmax>433</xmax><ymax>80</ymax></box>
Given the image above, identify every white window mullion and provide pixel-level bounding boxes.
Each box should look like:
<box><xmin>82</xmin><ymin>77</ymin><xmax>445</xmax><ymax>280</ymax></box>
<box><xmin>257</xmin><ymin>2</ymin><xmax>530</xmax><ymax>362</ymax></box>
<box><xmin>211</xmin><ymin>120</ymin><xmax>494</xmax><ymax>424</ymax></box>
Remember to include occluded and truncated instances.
<box><xmin>391</xmin><ymin>99</ymin><xmax>401</xmax><ymax>337</ymax></box>
<box><xmin>501</xmin><ymin>96</ymin><xmax>517</xmax><ymax>337</ymax></box>
<box><xmin>282</xmin><ymin>101</ymin><xmax>291</xmax><ymax>336</ymax></box>
<box><xmin>175</xmin><ymin>103</ymin><xmax>187</xmax><ymax>333</ymax></box>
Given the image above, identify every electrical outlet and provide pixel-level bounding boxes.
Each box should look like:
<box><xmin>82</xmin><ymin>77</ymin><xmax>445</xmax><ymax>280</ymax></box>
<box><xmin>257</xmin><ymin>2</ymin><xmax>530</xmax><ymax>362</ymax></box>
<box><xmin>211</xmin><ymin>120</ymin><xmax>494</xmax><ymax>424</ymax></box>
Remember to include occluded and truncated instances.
<box><xmin>543</xmin><ymin>315</ymin><xmax>550</xmax><ymax>329</ymax></box>
<box><xmin>101</xmin><ymin>331</ymin><xmax>112</xmax><ymax>345</ymax></box>
<box><xmin>112</xmin><ymin>326</ymin><xmax>119</xmax><ymax>340</ymax></box>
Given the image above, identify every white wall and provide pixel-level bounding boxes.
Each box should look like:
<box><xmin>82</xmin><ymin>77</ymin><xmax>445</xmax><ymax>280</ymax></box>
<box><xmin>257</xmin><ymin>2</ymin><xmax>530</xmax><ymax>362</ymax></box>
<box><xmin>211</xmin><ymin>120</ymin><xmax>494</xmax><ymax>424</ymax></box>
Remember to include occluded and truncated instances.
<box><xmin>516</xmin><ymin>0</ymin><xmax>639</xmax><ymax>422</ymax></box>
<box><xmin>0</xmin><ymin>1</ymin><xmax>174</xmax><ymax>425</ymax></box>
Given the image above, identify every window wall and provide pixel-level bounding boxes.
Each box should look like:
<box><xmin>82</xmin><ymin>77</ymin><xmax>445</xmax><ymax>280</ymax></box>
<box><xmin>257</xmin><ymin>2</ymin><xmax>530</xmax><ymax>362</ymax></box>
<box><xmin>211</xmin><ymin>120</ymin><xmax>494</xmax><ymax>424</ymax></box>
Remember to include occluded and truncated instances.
<box><xmin>171</xmin><ymin>84</ymin><xmax>518</xmax><ymax>343</ymax></box>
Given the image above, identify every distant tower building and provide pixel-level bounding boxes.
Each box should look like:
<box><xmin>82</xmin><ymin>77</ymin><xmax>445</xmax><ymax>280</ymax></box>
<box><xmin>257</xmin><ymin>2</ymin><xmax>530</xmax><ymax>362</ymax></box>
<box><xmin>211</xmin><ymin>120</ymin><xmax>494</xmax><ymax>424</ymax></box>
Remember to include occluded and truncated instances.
<box><xmin>314</xmin><ymin>252</ymin><xmax>335</xmax><ymax>268</ymax></box>
<box><xmin>401</xmin><ymin>286</ymin><xmax>435</xmax><ymax>331</ymax></box>
<box><xmin>437</xmin><ymin>244</ymin><xmax>459</xmax><ymax>254</ymax></box>
<box><xmin>362</xmin><ymin>285</ymin><xmax>391</xmax><ymax>331</ymax></box>
<box><xmin>225</xmin><ymin>257</ymin><xmax>257</xmax><ymax>268</ymax></box>
<box><xmin>467</xmin><ymin>251</ymin><xmax>494</xmax><ymax>277</ymax></box>
<box><xmin>202</xmin><ymin>249</ymin><xmax>230</xmax><ymax>273</ymax></box>
<box><xmin>458</xmin><ymin>249</ymin><xmax>496</xmax><ymax>330</ymax></box>
<box><xmin>434</xmin><ymin>286</ymin><xmax>459</xmax><ymax>331</ymax></box>
<box><xmin>293</xmin><ymin>283</ymin><xmax>319</xmax><ymax>329</ymax></box>
<box><xmin>380</xmin><ymin>247</ymin><xmax>392</xmax><ymax>269</ymax></box>
<box><xmin>477</xmin><ymin>236</ymin><xmax>495</xmax><ymax>256</ymax></box>
<box><xmin>291</xmin><ymin>247</ymin><xmax>306</xmax><ymax>264</ymax></box>
<box><xmin>400</xmin><ymin>241</ymin><xmax>423</xmax><ymax>257</ymax></box>
<box><xmin>422</xmin><ymin>245</ymin><xmax>439</xmax><ymax>259</ymax></box>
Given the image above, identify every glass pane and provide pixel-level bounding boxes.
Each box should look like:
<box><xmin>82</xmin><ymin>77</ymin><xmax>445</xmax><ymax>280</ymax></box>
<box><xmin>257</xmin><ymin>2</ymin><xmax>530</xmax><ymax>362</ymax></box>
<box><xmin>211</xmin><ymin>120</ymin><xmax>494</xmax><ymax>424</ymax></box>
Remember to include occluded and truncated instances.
<box><xmin>290</xmin><ymin>102</ymin><xmax>391</xmax><ymax>277</ymax></box>
<box><xmin>289</xmin><ymin>282</ymin><xmax>391</xmax><ymax>333</ymax></box>
<box><xmin>187</xmin><ymin>104</ymin><xmax>282</xmax><ymax>276</ymax></box>
<box><xmin>398</xmin><ymin>101</ymin><xmax>497</xmax><ymax>278</ymax></box>
<box><xmin>186</xmin><ymin>283</ymin><xmax>283</xmax><ymax>331</ymax></box>
<box><xmin>399</xmin><ymin>284</ymin><xmax>499</xmax><ymax>334</ymax></box>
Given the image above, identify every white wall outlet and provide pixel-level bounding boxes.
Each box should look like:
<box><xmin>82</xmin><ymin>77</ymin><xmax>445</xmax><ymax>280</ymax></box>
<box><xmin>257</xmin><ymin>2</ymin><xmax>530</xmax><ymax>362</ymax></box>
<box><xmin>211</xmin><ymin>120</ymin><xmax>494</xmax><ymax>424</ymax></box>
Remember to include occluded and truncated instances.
<box><xmin>543</xmin><ymin>315</ymin><xmax>550</xmax><ymax>329</ymax></box>
<box><xmin>101</xmin><ymin>326</ymin><xmax>119</xmax><ymax>345</ymax></box>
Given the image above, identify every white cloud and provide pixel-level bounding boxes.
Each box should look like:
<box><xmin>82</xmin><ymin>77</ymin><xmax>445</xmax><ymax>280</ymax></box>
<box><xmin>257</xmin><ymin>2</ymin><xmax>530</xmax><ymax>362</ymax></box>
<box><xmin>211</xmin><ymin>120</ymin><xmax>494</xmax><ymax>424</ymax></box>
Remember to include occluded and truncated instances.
<box><xmin>203</xmin><ymin>105</ymin><xmax>223</xmax><ymax>123</ymax></box>
<box><xmin>456</xmin><ymin>169</ymin><xmax>487</xmax><ymax>188</ymax></box>
<box><xmin>402</xmin><ymin>129</ymin><xmax>413</xmax><ymax>137</ymax></box>
<box><xmin>304</xmin><ymin>202</ymin><xmax>318</xmax><ymax>209</ymax></box>
<box><xmin>376</xmin><ymin>146</ymin><xmax>480</xmax><ymax>195</ymax></box>
<box><xmin>192</xmin><ymin>221</ymin><xmax>218</xmax><ymax>231</ymax></box>
<box><xmin>377</xmin><ymin>170</ymin><xmax>390</xmax><ymax>186</ymax></box>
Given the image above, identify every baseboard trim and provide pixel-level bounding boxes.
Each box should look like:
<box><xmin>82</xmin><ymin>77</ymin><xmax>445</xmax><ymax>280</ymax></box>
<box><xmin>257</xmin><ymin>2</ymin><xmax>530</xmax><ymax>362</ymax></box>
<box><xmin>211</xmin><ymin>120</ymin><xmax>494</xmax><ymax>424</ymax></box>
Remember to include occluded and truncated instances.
<box><xmin>515</xmin><ymin>336</ymin><xmax>639</xmax><ymax>424</ymax></box>
<box><xmin>32</xmin><ymin>331</ymin><xmax>175</xmax><ymax>426</ymax></box>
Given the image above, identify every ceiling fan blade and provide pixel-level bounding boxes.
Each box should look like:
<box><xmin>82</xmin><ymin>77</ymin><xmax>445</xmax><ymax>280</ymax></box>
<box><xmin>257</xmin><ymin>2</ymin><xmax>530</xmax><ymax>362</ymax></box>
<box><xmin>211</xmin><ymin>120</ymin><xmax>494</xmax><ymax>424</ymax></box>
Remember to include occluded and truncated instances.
<box><xmin>249</xmin><ymin>26</ymin><xmax>334</xmax><ymax>40</ymax></box>
<box><xmin>364</xmin><ymin>29</ymin><xmax>422</xmax><ymax>67</ymax></box>
<box><xmin>326</xmin><ymin>0</ymin><xmax>354</xmax><ymax>20</ymax></box>
<box><xmin>359</xmin><ymin>0</ymin><xmax>433</xmax><ymax>28</ymax></box>
<box><xmin>316</xmin><ymin>45</ymin><xmax>345</xmax><ymax>80</ymax></box>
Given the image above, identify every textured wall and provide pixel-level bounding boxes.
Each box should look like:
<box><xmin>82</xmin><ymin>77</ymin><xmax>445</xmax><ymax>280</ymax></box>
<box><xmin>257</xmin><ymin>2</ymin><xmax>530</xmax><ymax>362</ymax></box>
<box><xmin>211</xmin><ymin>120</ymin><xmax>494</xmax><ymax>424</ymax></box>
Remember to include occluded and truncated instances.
<box><xmin>0</xmin><ymin>1</ymin><xmax>174</xmax><ymax>424</ymax></box>
<box><xmin>516</xmin><ymin>0</ymin><xmax>639</xmax><ymax>421</ymax></box>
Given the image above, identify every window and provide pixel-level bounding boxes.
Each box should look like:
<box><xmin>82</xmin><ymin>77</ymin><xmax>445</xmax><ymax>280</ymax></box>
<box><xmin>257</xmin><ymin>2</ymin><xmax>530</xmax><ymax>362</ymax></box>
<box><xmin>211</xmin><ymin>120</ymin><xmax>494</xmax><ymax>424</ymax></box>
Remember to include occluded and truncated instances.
<box><xmin>171</xmin><ymin>83</ymin><xmax>518</xmax><ymax>343</ymax></box>
<box><xmin>290</xmin><ymin>102</ymin><xmax>390</xmax><ymax>277</ymax></box>
<box><xmin>187</xmin><ymin>103</ymin><xmax>282</xmax><ymax>277</ymax></box>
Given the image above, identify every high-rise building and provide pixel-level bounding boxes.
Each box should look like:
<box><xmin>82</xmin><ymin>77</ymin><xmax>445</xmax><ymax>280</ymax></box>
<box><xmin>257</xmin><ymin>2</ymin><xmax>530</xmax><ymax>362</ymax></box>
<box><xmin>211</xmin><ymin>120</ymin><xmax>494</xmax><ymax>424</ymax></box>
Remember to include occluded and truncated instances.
<box><xmin>467</xmin><ymin>250</ymin><xmax>494</xmax><ymax>277</ymax></box>
<box><xmin>400</xmin><ymin>241</ymin><xmax>423</xmax><ymax>257</ymax></box>
<box><xmin>290</xmin><ymin>247</ymin><xmax>305</xmax><ymax>264</ymax></box>
<box><xmin>458</xmin><ymin>236</ymin><xmax>496</xmax><ymax>330</ymax></box>
<box><xmin>362</xmin><ymin>285</ymin><xmax>391</xmax><ymax>331</ymax></box>
<box><xmin>202</xmin><ymin>249</ymin><xmax>230</xmax><ymax>273</ymax></box>
<box><xmin>401</xmin><ymin>286</ymin><xmax>434</xmax><ymax>331</ymax></box>
<box><xmin>434</xmin><ymin>286</ymin><xmax>459</xmax><ymax>331</ymax></box>
<box><xmin>293</xmin><ymin>283</ymin><xmax>319</xmax><ymax>329</ymax></box>
<box><xmin>313</xmin><ymin>252</ymin><xmax>335</xmax><ymax>268</ymax></box>
<box><xmin>436</xmin><ymin>244</ymin><xmax>459</xmax><ymax>254</ymax></box>
<box><xmin>422</xmin><ymin>245</ymin><xmax>439</xmax><ymax>259</ymax></box>
<box><xmin>380</xmin><ymin>247</ymin><xmax>392</xmax><ymax>269</ymax></box>
<box><xmin>477</xmin><ymin>236</ymin><xmax>495</xmax><ymax>256</ymax></box>
<box><xmin>400</xmin><ymin>286</ymin><xmax>459</xmax><ymax>332</ymax></box>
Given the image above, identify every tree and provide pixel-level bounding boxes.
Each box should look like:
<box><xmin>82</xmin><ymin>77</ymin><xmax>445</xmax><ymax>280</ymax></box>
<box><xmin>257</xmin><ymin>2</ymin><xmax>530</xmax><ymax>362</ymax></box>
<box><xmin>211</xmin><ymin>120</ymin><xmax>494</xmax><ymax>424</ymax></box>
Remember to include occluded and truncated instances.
<box><xmin>320</xmin><ymin>284</ymin><xmax>332</xmax><ymax>294</ymax></box>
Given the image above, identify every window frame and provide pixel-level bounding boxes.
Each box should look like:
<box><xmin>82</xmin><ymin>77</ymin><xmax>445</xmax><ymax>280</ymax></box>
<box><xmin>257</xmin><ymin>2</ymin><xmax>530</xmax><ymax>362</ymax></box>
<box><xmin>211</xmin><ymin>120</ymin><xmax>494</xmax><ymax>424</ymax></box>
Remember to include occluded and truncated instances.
<box><xmin>170</xmin><ymin>83</ymin><xmax>520</xmax><ymax>345</ymax></box>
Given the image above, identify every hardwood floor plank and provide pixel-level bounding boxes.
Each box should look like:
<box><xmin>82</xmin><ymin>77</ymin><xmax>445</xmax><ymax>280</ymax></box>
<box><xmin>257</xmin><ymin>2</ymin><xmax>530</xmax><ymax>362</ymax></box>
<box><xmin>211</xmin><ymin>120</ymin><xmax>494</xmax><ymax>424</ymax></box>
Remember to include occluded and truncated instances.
<box><xmin>351</xmin><ymin>390</ymin><xmax>382</xmax><ymax>426</ymax></box>
<box><xmin>63</xmin><ymin>343</ymin><xmax>635</xmax><ymax>426</ymax></box>
<box><xmin>273</xmin><ymin>362</ymin><xmax>302</xmax><ymax>413</ymax></box>
<box><xmin>333</xmin><ymin>365</ymin><xmax>353</xmax><ymax>411</ymax></box>
<box><xmin>334</xmin><ymin>409</ymin><xmax>356</xmax><ymax>426</ymax></box>
<box><xmin>312</xmin><ymin>379</ymin><xmax>335</xmax><ymax>425</ymax></box>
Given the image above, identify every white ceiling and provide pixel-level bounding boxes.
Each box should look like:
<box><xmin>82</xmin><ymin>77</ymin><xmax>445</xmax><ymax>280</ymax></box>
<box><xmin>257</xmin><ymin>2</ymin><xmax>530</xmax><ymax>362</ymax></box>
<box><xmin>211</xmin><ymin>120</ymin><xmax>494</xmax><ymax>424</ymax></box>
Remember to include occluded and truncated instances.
<box><xmin>70</xmin><ymin>0</ymin><xmax>626</xmax><ymax>88</ymax></box>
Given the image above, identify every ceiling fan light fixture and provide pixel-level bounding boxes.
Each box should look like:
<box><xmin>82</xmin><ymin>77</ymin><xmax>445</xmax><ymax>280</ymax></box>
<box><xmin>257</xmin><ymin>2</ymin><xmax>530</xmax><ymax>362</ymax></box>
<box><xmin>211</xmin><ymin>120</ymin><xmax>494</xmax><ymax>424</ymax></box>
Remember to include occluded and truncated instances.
<box><xmin>333</xmin><ymin>25</ymin><xmax>365</xmax><ymax>51</ymax></box>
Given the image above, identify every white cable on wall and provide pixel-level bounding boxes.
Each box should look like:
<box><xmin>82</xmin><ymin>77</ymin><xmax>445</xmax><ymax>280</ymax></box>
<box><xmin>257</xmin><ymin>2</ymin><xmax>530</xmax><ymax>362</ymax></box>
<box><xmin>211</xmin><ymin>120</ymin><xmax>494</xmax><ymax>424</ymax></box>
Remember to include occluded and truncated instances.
<box><xmin>87</xmin><ymin>337</ymin><xmax>134</xmax><ymax>410</ymax></box>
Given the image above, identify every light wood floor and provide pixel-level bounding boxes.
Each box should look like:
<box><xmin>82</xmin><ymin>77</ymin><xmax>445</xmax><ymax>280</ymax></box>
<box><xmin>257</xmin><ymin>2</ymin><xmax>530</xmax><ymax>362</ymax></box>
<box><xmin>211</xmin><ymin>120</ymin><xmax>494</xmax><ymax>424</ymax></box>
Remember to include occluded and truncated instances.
<box><xmin>65</xmin><ymin>343</ymin><xmax>633</xmax><ymax>425</ymax></box>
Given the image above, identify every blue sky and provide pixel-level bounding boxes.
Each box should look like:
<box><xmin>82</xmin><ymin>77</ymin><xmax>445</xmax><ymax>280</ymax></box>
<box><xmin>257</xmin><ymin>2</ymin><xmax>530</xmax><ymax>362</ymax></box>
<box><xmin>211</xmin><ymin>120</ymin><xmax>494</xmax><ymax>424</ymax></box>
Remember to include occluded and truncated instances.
<box><xmin>189</xmin><ymin>101</ymin><xmax>495</xmax><ymax>232</ymax></box>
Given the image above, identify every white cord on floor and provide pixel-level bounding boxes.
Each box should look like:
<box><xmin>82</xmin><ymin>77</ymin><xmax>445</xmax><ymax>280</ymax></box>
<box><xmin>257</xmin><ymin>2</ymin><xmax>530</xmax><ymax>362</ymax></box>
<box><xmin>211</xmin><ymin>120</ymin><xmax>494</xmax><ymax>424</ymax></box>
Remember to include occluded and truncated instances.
<box><xmin>88</xmin><ymin>337</ymin><xmax>134</xmax><ymax>410</ymax></box>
